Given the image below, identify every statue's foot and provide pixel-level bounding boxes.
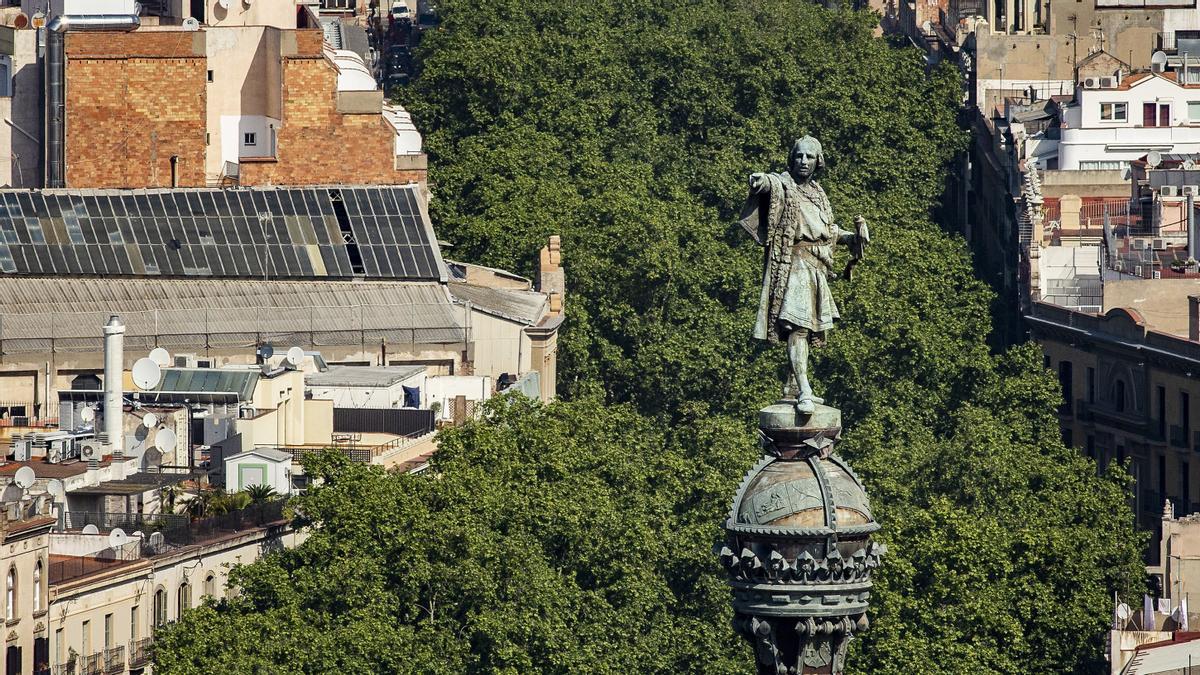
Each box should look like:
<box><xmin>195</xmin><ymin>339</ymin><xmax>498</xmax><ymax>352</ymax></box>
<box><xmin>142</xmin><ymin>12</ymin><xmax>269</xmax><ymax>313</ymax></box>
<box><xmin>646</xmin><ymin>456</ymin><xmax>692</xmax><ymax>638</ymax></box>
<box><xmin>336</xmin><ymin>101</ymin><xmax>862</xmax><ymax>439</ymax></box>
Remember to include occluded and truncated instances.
<box><xmin>795</xmin><ymin>396</ymin><xmax>816</xmax><ymax>416</ymax></box>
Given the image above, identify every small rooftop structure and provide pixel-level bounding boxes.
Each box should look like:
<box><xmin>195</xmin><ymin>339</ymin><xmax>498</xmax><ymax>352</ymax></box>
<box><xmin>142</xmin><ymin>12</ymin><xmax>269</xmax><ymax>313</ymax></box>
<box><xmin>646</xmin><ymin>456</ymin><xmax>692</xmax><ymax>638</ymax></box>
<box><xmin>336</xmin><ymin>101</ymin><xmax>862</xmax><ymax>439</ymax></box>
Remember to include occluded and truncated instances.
<box><xmin>305</xmin><ymin>365</ymin><xmax>425</xmax><ymax>389</ymax></box>
<box><xmin>450</xmin><ymin>282</ymin><xmax>549</xmax><ymax>326</ymax></box>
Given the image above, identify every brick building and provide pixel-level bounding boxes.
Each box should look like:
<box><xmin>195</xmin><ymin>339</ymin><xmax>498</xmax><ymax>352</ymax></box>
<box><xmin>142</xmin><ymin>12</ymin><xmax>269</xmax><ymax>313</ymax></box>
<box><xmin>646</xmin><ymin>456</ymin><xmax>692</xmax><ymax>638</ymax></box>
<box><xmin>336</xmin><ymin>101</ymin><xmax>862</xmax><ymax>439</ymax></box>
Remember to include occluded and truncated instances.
<box><xmin>1</xmin><ymin>0</ymin><xmax>426</xmax><ymax>191</ymax></box>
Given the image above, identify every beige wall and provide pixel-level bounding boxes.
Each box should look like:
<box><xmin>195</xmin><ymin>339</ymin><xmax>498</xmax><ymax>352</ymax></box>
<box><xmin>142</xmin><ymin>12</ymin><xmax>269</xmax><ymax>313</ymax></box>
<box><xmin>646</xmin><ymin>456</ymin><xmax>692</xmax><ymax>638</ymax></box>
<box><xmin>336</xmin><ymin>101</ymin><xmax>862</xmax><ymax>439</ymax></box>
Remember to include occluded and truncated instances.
<box><xmin>204</xmin><ymin>26</ymin><xmax>284</xmax><ymax>179</ymax></box>
<box><xmin>467</xmin><ymin>310</ymin><xmax>532</xmax><ymax>382</ymax></box>
<box><xmin>1103</xmin><ymin>279</ymin><xmax>1200</xmax><ymax>337</ymax></box>
<box><xmin>301</xmin><ymin>398</ymin><xmax>333</xmax><ymax>446</ymax></box>
<box><xmin>49</xmin><ymin>525</ymin><xmax>304</xmax><ymax>671</ymax></box>
<box><xmin>1042</xmin><ymin>170</ymin><xmax>1128</xmax><ymax>199</ymax></box>
<box><xmin>206</xmin><ymin>0</ymin><xmax>298</xmax><ymax>29</ymax></box>
<box><xmin>0</xmin><ymin>524</ymin><xmax>50</xmax><ymax>675</ymax></box>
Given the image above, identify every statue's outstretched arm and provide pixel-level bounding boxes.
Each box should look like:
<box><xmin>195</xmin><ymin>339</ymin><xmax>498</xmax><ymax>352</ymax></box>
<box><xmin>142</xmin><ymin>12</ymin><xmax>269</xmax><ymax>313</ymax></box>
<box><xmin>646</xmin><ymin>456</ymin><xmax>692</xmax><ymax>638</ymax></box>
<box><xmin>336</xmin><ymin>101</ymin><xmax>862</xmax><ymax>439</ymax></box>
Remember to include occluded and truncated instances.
<box><xmin>749</xmin><ymin>172</ymin><xmax>772</xmax><ymax>195</ymax></box>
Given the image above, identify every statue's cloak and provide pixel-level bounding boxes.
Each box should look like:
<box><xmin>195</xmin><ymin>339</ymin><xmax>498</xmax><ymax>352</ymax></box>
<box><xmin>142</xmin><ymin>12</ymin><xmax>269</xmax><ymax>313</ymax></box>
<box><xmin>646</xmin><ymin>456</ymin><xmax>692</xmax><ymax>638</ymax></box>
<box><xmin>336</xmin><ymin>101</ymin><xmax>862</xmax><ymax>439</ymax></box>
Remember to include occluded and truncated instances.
<box><xmin>739</xmin><ymin>173</ymin><xmax>837</xmax><ymax>343</ymax></box>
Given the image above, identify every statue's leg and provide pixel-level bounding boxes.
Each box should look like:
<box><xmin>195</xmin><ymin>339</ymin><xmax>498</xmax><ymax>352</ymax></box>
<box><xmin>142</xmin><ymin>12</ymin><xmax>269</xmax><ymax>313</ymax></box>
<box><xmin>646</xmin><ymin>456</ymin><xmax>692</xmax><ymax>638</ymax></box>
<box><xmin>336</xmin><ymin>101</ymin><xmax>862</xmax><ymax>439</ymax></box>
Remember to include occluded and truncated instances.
<box><xmin>787</xmin><ymin>329</ymin><xmax>815</xmax><ymax>414</ymax></box>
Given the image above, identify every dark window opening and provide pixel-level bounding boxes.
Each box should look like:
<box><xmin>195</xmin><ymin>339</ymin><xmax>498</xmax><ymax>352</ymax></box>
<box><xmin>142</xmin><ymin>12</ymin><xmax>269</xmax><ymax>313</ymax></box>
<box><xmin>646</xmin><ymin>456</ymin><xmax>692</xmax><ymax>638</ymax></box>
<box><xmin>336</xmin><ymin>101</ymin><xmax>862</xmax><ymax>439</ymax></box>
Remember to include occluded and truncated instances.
<box><xmin>1184</xmin><ymin>391</ymin><xmax>1192</xmax><ymax>439</ymax></box>
<box><xmin>330</xmin><ymin>191</ymin><xmax>365</xmax><ymax>275</ymax></box>
<box><xmin>1087</xmin><ymin>367</ymin><xmax>1095</xmax><ymax>403</ymax></box>
<box><xmin>1116</xmin><ymin>380</ymin><xmax>1127</xmax><ymax>413</ymax></box>
<box><xmin>1058</xmin><ymin>361</ymin><xmax>1073</xmax><ymax>414</ymax></box>
<box><xmin>1159</xmin><ymin>386</ymin><xmax>1167</xmax><ymax>438</ymax></box>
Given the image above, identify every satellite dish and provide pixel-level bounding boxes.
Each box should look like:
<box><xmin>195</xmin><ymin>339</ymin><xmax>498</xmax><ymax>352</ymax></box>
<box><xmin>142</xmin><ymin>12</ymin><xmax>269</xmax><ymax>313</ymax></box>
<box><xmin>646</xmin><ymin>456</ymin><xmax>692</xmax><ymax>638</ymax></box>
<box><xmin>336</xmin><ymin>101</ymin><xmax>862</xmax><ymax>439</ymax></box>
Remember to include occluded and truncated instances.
<box><xmin>1185</xmin><ymin>160</ymin><xmax>1197</xmax><ymax>170</ymax></box>
<box><xmin>149</xmin><ymin>348</ymin><xmax>172</xmax><ymax>368</ymax></box>
<box><xmin>142</xmin><ymin>412</ymin><xmax>158</xmax><ymax>429</ymax></box>
<box><xmin>81</xmin><ymin>524</ymin><xmax>99</xmax><ymax>535</ymax></box>
<box><xmin>80</xmin><ymin>406</ymin><xmax>95</xmax><ymax>422</ymax></box>
<box><xmin>108</xmin><ymin>528</ymin><xmax>128</xmax><ymax>548</ymax></box>
<box><xmin>131</xmin><ymin>530</ymin><xmax>145</xmax><ymax>540</ymax></box>
<box><xmin>81</xmin><ymin>444</ymin><xmax>98</xmax><ymax>460</ymax></box>
<box><xmin>1148</xmin><ymin>151</ymin><xmax>1163</xmax><ymax>169</ymax></box>
<box><xmin>132</xmin><ymin>358</ymin><xmax>162</xmax><ymax>390</ymax></box>
<box><xmin>181</xmin><ymin>16</ymin><xmax>200</xmax><ymax>30</ymax></box>
<box><xmin>217</xmin><ymin>0</ymin><xmax>230</xmax><ymax>9</ymax></box>
<box><xmin>13</xmin><ymin>466</ymin><xmax>35</xmax><ymax>490</ymax></box>
<box><xmin>258</xmin><ymin>344</ymin><xmax>275</xmax><ymax>361</ymax></box>
<box><xmin>1117</xmin><ymin>603</ymin><xmax>1131</xmax><ymax>621</ymax></box>
<box><xmin>148</xmin><ymin>532</ymin><xmax>165</xmax><ymax>547</ymax></box>
<box><xmin>45</xmin><ymin>479</ymin><xmax>64</xmax><ymax>500</ymax></box>
<box><xmin>1152</xmin><ymin>51</ymin><xmax>1168</xmax><ymax>71</ymax></box>
<box><xmin>155</xmin><ymin>428</ymin><xmax>177</xmax><ymax>451</ymax></box>
<box><xmin>285</xmin><ymin>346</ymin><xmax>304</xmax><ymax>367</ymax></box>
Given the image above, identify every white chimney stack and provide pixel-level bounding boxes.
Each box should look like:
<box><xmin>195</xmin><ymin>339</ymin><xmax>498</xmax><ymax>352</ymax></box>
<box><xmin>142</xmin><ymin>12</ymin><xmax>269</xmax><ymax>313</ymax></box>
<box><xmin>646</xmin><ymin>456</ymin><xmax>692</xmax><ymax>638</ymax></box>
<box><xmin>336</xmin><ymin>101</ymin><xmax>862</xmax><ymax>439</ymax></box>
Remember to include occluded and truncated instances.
<box><xmin>103</xmin><ymin>315</ymin><xmax>124</xmax><ymax>458</ymax></box>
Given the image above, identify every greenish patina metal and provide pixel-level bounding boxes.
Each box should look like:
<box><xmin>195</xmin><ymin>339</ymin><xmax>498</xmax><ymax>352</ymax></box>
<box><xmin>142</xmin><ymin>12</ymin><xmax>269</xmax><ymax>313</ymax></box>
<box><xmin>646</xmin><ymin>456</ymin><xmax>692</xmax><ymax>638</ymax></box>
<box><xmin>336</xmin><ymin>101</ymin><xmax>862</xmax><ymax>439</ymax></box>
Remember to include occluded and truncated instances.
<box><xmin>739</xmin><ymin>136</ymin><xmax>869</xmax><ymax>415</ymax></box>
<box><xmin>720</xmin><ymin>138</ymin><xmax>881</xmax><ymax>675</ymax></box>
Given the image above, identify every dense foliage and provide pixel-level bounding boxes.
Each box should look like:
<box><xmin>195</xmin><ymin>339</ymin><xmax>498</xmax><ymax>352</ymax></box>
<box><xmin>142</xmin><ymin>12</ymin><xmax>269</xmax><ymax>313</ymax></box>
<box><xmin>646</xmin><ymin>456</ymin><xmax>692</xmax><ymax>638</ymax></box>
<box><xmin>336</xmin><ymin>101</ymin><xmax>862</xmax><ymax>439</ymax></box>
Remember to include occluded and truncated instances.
<box><xmin>154</xmin><ymin>0</ymin><xmax>1144</xmax><ymax>672</ymax></box>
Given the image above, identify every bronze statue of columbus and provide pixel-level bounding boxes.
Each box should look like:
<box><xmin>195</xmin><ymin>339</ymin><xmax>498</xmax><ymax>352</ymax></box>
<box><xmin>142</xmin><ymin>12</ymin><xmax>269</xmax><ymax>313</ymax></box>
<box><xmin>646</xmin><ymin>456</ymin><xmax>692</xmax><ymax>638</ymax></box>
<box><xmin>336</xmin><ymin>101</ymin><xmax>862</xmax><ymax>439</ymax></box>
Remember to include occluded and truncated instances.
<box><xmin>739</xmin><ymin>135</ymin><xmax>869</xmax><ymax>415</ymax></box>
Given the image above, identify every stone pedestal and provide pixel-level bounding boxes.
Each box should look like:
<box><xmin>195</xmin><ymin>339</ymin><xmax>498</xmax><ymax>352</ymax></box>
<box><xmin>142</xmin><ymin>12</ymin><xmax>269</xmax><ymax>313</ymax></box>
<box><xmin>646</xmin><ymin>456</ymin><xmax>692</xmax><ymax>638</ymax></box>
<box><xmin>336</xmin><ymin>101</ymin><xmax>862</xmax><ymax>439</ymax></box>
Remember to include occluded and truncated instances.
<box><xmin>718</xmin><ymin>402</ymin><xmax>884</xmax><ymax>675</ymax></box>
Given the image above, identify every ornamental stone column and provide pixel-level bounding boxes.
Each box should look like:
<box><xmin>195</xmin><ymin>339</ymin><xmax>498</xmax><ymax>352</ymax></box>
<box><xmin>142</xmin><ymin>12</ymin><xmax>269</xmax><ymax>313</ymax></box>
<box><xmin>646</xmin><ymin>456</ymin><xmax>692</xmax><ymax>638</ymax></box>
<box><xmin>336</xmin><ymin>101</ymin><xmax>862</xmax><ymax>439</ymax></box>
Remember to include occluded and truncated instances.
<box><xmin>717</xmin><ymin>403</ymin><xmax>884</xmax><ymax>675</ymax></box>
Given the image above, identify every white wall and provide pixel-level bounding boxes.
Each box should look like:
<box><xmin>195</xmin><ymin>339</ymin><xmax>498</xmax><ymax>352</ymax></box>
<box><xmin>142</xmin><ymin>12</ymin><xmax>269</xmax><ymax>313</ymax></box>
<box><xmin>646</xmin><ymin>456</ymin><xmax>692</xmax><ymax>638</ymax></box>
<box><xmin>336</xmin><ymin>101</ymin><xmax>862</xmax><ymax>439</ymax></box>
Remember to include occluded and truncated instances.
<box><xmin>307</xmin><ymin>372</ymin><xmax>426</xmax><ymax>409</ymax></box>
<box><xmin>225</xmin><ymin>454</ymin><xmax>291</xmax><ymax>494</ymax></box>
<box><xmin>426</xmin><ymin>375</ymin><xmax>491</xmax><ymax>420</ymax></box>
<box><xmin>1060</xmin><ymin>77</ymin><xmax>1200</xmax><ymax>169</ymax></box>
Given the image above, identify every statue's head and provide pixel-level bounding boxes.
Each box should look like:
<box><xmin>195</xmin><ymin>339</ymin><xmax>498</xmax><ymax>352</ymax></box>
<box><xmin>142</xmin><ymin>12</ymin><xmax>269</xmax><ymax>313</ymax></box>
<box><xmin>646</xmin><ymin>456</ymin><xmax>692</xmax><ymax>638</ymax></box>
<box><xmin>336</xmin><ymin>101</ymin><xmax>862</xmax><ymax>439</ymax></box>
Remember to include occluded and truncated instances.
<box><xmin>788</xmin><ymin>136</ymin><xmax>824</xmax><ymax>181</ymax></box>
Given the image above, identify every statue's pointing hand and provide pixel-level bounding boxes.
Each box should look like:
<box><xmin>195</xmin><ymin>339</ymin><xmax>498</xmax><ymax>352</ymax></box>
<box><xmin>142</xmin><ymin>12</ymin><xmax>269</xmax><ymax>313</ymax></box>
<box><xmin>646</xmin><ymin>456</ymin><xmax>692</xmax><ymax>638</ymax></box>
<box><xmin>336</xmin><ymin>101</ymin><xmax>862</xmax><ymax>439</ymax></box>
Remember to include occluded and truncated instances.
<box><xmin>749</xmin><ymin>172</ymin><xmax>769</xmax><ymax>193</ymax></box>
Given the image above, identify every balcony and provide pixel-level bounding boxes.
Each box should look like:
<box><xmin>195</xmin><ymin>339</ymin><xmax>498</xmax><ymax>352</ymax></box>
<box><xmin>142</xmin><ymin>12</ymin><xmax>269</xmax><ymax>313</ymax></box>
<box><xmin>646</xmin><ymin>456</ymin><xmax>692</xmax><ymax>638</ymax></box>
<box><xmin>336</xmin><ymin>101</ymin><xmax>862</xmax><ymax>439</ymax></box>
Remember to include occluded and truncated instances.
<box><xmin>51</xmin><ymin>664</ymin><xmax>75</xmax><ymax>675</ymax></box>
<box><xmin>1078</xmin><ymin>401</ymin><xmax>1148</xmax><ymax>435</ymax></box>
<box><xmin>103</xmin><ymin>646</ymin><xmax>124</xmax><ymax>674</ymax></box>
<box><xmin>129</xmin><ymin>637</ymin><xmax>152</xmax><ymax>669</ymax></box>
<box><xmin>81</xmin><ymin>653</ymin><xmax>101</xmax><ymax>675</ymax></box>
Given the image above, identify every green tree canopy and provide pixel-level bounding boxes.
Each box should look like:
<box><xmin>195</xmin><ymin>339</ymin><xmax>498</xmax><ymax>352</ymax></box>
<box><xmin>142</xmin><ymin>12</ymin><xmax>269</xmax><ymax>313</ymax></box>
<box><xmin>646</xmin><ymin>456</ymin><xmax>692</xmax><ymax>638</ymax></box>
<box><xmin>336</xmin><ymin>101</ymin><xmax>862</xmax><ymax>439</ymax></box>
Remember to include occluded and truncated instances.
<box><xmin>153</xmin><ymin>0</ymin><xmax>1144</xmax><ymax>672</ymax></box>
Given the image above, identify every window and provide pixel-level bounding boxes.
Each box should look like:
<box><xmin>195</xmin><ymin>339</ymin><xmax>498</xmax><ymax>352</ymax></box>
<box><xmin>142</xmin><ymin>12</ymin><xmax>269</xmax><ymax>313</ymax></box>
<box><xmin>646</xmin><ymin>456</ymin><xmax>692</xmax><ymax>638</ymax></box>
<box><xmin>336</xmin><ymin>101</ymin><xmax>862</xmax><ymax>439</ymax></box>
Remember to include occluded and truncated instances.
<box><xmin>1191</xmin><ymin>101</ymin><xmax>1200</xmax><ymax>121</ymax></box>
<box><xmin>153</xmin><ymin>589</ymin><xmax>167</xmax><ymax>627</ymax></box>
<box><xmin>32</xmin><ymin>561</ymin><xmax>41</xmax><ymax>613</ymax></box>
<box><xmin>1100</xmin><ymin>102</ymin><xmax>1127</xmax><ymax>121</ymax></box>
<box><xmin>1087</xmin><ymin>367</ymin><xmax>1096</xmax><ymax>403</ymax></box>
<box><xmin>81</xmin><ymin>619</ymin><xmax>90</xmax><ymax>656</ymax></box>
<box><xmin>130</xmin><ymin>606</ymin><xmax>139</xmax><ymax>641</ymax></box>
<box><xmin>103</xmin><ymin>613</ymin><xmax>112</xmax><ymax>650</ymax></box>
<box><xmin>0</xmin><ymin>57</ymin><xmax>11</xmax><ymax>98</ymax></box>
<box><xmin>54</xmin><ymin>628</ymin><xmax>62</xmax><ymax>666</ymax></box>
<box><xmin>6</xmin><ymin>567</ymin><xmax>14</xmax><ymax>621</ymax></box>
<box><xmin>1185</xmin><ymin>461</ymin><xmax>1191</xmax><ymax>513</ymax></box>
<box><xmin>177</xmin><ymin>581</ymin><xmax>191</xmax><ymax>614</ymax></box>
<box><xmin>1184</xmin><ymin>391</ymin><xmax>1192</xmax><ymax>440</ymax></box>
<box><xmin>1143</xmin><ymin>102</ymin><xmax>1171</xmax><ymax>127</ymax></box>
<box><xmin>1115</xmin><ymin>380</ymin><xmax>1127</xmax><ymax>413</ymax></box>
<box><xmin>204</xmin><ymin>573</ymin><xmax>215</xmax><ymax>598</ymax></box>
<box><xmin>1160</xmin><ymin>454</ymin><xmax>1168</xmax><ymax>502</ymax></box>
<box><xmin>1061</xmin><ymin>428</ymin><xmax>1073</xmax><ymax>448</ymax></box>
<box><xmin>1058</xmin><ymin>361</ymin><xmax>1073</xmax><ymax>414</ymax></box>
<box><xmin>1087</xmin><ymin>435</ymin><xmax>1096</xmax><ymax>459</ymax></box>
<box><xmin>1159</xmin><ymin>386</ymin><xmax>1167</xmax><ymax>438</ymax></box>
<box><xmin>206</xmin><ymin>69</ymin><xmax>213</xmax><ymax>83</ymax></box>
<box><xmin>243</xmin><ymin>132</ymin><xmax>257</xmax><ymax>147</ymax></box>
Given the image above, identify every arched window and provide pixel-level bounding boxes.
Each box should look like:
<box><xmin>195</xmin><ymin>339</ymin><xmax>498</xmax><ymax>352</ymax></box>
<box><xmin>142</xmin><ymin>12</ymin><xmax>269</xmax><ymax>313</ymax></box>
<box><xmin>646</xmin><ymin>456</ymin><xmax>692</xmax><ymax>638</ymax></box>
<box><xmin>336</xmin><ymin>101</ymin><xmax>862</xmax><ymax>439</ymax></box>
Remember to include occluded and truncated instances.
<box><xmin>1116</xmin><ymin>380</ymin><xmax>1128</xmax><ymax>413</ymax></box>
<box><xmin>32</xmin><ymin>561</ymin><xmax>41</xmax><ymax>612</ymax></box>
<box><xmin>6</xmin><ymin>567</ymin><xmax>15</xmax><ymax>621</ymax></box>
<box><xmin>177</xmin><ymin>581</ymin><xmax>191</xmax><ymax>615</ymax></box>
<box><xmin>152</xmin><ymin>588</ymin><xmax>167</xmax><ymax>627</ymax></box>
<box><xmin>203</xmin><ymin>573</ymin><xmax>215</xmax><ymax>598</ymax></box>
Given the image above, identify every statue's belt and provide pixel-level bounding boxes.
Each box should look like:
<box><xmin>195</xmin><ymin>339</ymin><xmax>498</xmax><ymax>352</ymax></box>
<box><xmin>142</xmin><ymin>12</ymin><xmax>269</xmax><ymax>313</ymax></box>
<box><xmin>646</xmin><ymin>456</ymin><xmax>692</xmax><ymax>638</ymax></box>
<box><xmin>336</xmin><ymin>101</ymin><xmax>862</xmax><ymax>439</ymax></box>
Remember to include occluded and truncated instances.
<box><xmin>790</xmin><ymin>241</ymin><xmax>834</xmax><ymax>269</ymax></box>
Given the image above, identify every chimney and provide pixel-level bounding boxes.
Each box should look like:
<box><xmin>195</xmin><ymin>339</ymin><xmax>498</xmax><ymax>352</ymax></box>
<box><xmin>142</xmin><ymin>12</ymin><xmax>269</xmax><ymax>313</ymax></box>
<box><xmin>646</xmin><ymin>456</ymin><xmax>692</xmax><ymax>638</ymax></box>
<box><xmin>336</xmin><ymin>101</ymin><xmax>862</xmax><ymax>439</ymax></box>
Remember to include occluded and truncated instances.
<box><xmin>103</xmin><ymin>315</ymin><xmax>125</xmax><ymax>458</ymax></box>
<box><xmin>537</xmin><ymin>235</ymin><xmax>565</xmax><ymax>316</ymax></box>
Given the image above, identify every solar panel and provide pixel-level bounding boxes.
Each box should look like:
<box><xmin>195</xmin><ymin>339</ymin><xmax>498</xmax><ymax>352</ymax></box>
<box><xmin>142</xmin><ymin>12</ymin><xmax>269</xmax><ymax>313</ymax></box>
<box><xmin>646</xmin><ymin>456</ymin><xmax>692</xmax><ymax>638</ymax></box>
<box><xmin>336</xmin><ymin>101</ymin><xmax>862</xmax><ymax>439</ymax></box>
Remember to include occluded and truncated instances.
<box><xmin>0</xmin><ymin>186</ymin><xmax>440</xmax><ymax>281</ymax></box>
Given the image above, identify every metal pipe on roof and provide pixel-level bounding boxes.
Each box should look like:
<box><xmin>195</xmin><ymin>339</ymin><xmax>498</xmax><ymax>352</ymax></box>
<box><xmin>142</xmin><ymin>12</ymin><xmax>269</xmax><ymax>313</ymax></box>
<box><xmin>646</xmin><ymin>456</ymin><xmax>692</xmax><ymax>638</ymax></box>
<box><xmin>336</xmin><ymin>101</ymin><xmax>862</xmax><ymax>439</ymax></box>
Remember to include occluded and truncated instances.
<box><xmin>103</xmin><ymin>315</ymin><xmax>125</xmax><ymax>458</ymax></box>
<box><xmin>44</xmin><ymin>14</ymin><xmax>141</xmax><ymax>188</ymax></box>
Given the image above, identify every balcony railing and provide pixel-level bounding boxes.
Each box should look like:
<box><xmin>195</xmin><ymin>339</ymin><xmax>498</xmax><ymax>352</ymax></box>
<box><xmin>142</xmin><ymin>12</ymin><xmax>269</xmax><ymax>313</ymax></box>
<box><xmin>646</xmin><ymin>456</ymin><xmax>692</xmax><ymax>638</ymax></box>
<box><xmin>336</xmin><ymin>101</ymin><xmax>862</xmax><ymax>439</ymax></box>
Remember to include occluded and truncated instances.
<box><xmin>103</xmin><ymin>646</ymin><xmax>124</xmax><ymax>674</ymax></box>
<box><xmin>129</xmin><ymin>637</ymin><xmax>152</xmax><ymax>668</ymax></box>
<box><xmin>51</xmin><ymin>663</ymin><xmax>75</xmax><ymax>675</ymax></box>
<box><xmin>81</xmin><ymin>653</ymin><xmax>102</xmax><ymax>675</ymax></box>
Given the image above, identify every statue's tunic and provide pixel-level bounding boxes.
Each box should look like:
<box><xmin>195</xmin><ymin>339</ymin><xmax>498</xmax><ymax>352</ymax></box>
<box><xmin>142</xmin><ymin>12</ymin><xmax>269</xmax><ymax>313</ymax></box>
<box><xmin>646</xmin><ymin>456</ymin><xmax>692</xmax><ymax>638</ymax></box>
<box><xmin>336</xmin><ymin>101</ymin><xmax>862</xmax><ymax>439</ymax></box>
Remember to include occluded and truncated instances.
<box><xmin>739</xmin><ymin>172</ymin><xmax>842</xmax><ymax>342</ymax></box>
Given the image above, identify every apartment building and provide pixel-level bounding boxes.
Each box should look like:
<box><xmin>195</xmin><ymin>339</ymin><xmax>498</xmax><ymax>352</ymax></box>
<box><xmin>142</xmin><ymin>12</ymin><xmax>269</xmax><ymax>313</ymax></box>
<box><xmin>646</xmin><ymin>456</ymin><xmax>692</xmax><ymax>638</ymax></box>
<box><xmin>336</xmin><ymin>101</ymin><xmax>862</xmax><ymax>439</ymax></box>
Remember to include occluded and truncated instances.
<box><xmin>0</xmin><ymin>0</ymin><xmax>425</xmax><ymax>190</ymax></box>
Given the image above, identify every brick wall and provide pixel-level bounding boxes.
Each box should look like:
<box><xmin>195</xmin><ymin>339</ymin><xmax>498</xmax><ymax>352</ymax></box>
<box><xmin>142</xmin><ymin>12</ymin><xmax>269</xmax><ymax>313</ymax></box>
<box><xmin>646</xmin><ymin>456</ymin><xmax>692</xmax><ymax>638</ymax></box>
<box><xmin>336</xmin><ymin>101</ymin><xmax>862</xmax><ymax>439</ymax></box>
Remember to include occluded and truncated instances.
<box><xmin>64</xmin><ymin>32</ymin><xmax>206</xmax><ymax>188</ymax></box>
<box><xmin>239</xmin><ymin>55</ymin><xmax>425</xmax><ymax>187</ymax></box>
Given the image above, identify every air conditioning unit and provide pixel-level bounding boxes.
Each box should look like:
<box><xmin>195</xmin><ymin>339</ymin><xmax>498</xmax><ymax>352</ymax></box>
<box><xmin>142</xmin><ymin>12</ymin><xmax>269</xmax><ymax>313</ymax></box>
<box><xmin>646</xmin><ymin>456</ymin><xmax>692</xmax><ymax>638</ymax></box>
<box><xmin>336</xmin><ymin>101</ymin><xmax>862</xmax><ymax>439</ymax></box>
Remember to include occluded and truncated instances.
<box><xmin>1154</xmin><ymin>238</ymin><xmax>1167</xmax><ymax>250</ymax></box>
<box><xmin>1184</xmin><ymin>185</ymin><xmax>1200</xmax><ymax>196</ymax></box>
<box><xmin>1154</xmin><ymin>270</ymin><xmax>1163</xmax><ymax>279</ymax></box>
<box><xmin>1132</xmin><ymin>239</ymin><xmax>1147</xmax><ymax>250</ymax></box>
<box><xmin>1083</xmin><ymin>77</ymin><xmax>1099</xmax><ymax>89</ymax></box>
<box><xmin>1162</xmin><ymin>185</ymin><xmax>1180</xmax><ymax>197</ymax></box>
<box><xmin>173</xmin><ymin>354</ymin><xmax>197</xmax><ymax>368</ymax></box>
<box><xmin>10</xmin><ymin>438</ymin><xmax>28</xmax><ymax>462</ymax></box>
<box><xmin>1114</xmin><ymin>260</ymin><xmax>1124</xmax><ymax>271</ymax></box>
<box><xmin>1099</xmin><ymin>77</ymin><xmax>1116</xmax><ymax>88</ymax></box>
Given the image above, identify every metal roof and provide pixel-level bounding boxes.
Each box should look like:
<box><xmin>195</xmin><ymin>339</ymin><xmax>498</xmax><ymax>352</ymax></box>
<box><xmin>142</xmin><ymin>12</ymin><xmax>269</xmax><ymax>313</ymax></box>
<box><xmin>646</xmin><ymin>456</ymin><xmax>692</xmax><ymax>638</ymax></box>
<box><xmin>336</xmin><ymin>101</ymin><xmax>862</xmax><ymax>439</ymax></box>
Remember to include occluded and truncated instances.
<box><xmin>228</xmin><ymin>448</ymin><xmax>293</xmax><ymax>463</ymax></box>
<box><xmin>0</xmin><ymin>185</ymin><xmax>445</xmax><ymax>281</ymax></box>
<box><xmin>306</xmin><ymin>365</ymin><xmax>425</xmax><ymax>388</ymax></box>
<box><xmin>0</xmin><ymin>277</ymin><xmax>466</xmax><ymax>354</ymax></box>
<box><xmin>449</xmin><ymin>282</ymin><xmax>547</xmax><ymax>325</ymax></box>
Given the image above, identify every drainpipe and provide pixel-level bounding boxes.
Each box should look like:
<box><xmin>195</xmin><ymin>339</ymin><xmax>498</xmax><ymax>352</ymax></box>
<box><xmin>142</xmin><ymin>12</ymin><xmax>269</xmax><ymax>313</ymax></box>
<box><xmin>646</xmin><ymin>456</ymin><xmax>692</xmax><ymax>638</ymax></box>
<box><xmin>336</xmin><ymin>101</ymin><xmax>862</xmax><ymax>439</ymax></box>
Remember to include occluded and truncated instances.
<box><xmin>44</xmin><ymin>14</ymin><xmax>141</xmax><ymax>188</ymax></box>
<box><xmin>170</xmin><ymin>155</ymin><xmax>179</xmax><ymax>188</ymax></box>
<box><xmin>1190</xmin><ymin>193</ymin><xmax>1197</xmax><ymax>265</ymax></box>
